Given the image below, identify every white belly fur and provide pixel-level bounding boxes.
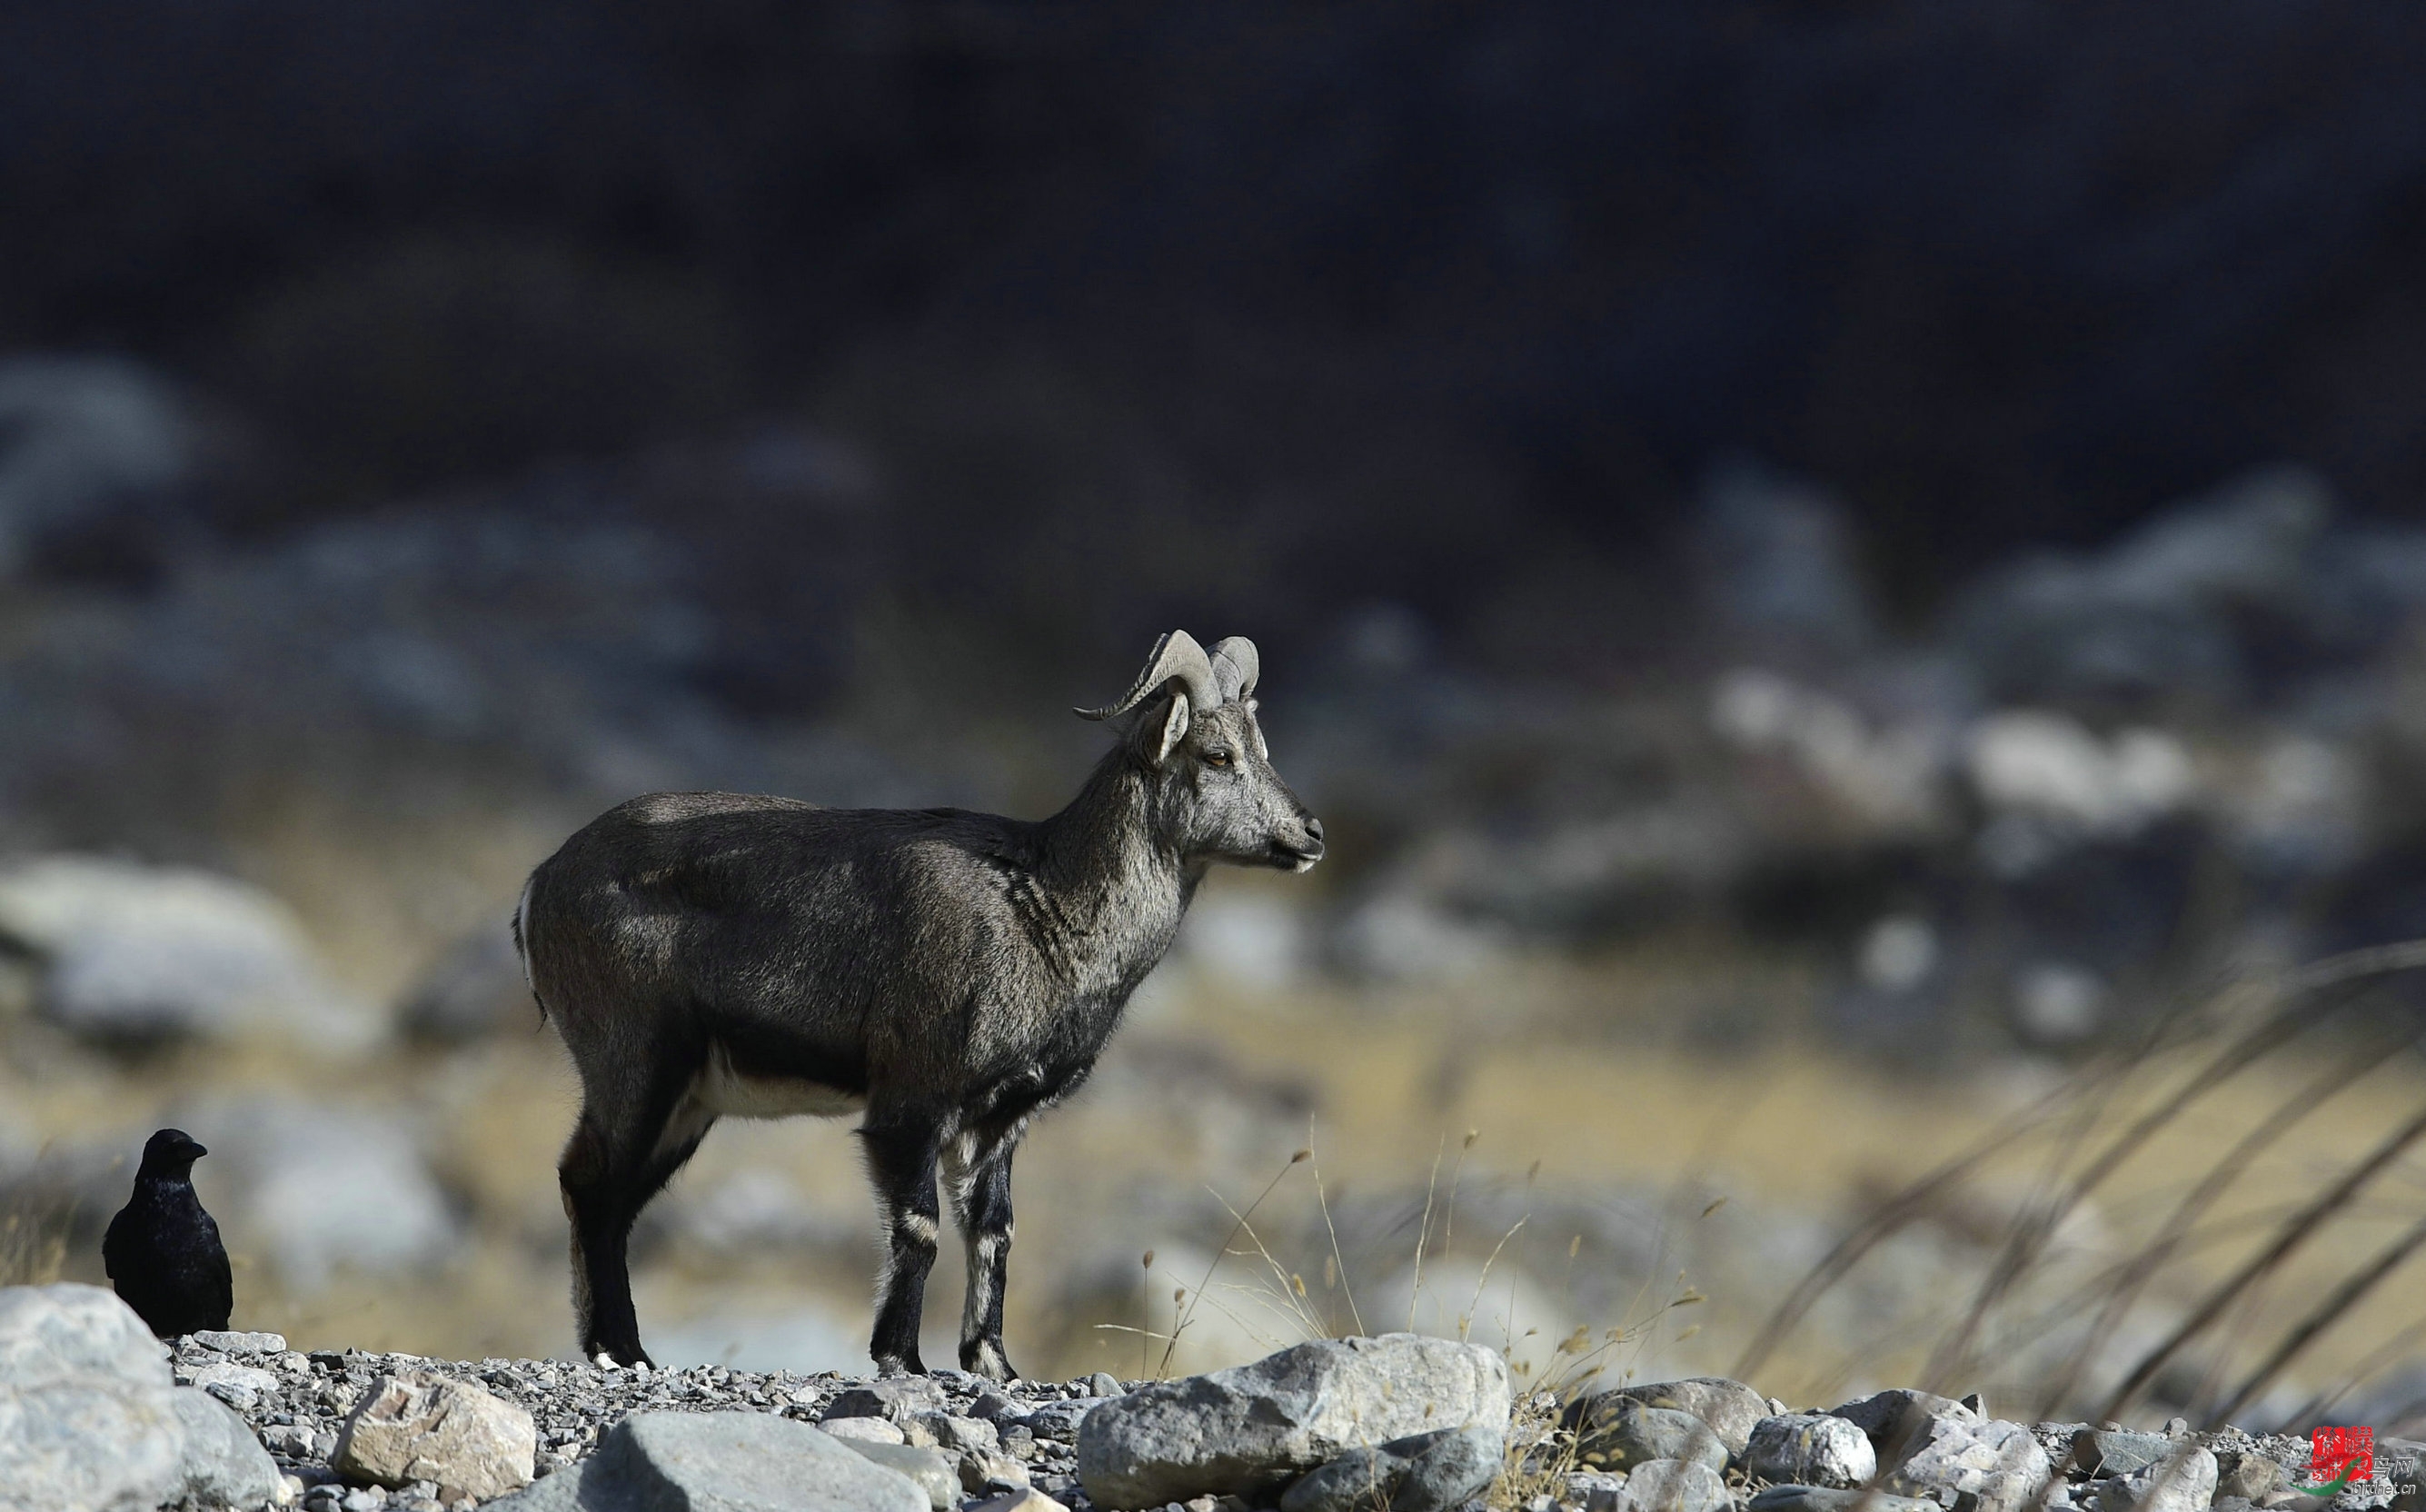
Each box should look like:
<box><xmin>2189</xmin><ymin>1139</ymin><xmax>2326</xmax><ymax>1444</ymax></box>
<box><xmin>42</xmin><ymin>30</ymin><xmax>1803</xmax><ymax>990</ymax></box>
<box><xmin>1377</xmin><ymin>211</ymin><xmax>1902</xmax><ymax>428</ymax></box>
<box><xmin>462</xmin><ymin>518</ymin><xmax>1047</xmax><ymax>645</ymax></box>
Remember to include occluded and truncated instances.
<box><xmin>693</xmin><ymin>1042</ymin><xmax>866</xmax><ymax>1120</ymax></box>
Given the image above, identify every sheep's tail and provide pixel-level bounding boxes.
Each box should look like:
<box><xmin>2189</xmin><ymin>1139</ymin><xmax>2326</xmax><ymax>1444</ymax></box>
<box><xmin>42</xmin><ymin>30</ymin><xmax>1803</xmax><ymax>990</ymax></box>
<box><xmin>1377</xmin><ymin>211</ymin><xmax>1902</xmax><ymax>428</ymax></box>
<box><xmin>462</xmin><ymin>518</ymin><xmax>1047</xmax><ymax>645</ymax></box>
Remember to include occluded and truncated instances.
<box><xmin>512</xmin><ymin>874</ymin><xmax>549</xmax><ymax>1027</ymax></box>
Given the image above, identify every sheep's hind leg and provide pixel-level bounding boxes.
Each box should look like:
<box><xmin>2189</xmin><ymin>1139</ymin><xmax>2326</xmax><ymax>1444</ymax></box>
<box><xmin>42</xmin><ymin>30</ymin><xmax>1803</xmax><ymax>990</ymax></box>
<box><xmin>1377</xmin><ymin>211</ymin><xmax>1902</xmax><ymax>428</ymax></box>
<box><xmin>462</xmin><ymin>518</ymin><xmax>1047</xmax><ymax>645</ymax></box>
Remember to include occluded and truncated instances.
<box><xmin>560</xmin><ymin>1069</ymin><xmax>714</xmax><ymax>1369</ymax></box>
<box><xmin>947</xmin><ymin>1127</ymin><xmax>1023</xmax><ymax>1381</ymax></box>
<box><xmin>861</xmin><ymin>1106</ymin><xmax>947</xmax><ymax>1375</ymax></box>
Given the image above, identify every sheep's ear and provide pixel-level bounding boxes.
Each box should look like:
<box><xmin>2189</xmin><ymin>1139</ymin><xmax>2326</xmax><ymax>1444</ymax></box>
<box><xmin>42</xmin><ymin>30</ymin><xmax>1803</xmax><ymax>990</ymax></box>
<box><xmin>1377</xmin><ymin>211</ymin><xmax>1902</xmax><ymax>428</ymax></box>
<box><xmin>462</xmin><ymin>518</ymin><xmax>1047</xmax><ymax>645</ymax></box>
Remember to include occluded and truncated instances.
<box><xmin>1152</xmin><ymin>692</ymin><xmax>1192</xmax><ymax>764</ymax></box>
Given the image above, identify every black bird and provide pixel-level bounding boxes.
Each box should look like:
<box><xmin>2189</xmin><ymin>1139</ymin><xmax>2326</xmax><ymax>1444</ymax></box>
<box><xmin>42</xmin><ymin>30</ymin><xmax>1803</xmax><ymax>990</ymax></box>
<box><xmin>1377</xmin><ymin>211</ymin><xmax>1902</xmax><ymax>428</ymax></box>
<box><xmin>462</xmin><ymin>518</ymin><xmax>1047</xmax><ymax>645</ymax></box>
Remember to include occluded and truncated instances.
<box><xmin>103</xmin><ymin>1128</ymin><xmax>233</xmax><ymax>1338</ymax></box>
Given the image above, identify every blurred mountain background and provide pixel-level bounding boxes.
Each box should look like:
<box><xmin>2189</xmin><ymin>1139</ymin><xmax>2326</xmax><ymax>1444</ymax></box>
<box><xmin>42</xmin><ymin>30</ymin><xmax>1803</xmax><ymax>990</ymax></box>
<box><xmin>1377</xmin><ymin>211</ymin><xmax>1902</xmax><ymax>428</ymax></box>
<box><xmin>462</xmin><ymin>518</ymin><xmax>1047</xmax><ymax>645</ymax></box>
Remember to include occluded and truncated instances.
<box><xmin>5</xmin><ymin>0</ymin><xmax>2426</xmax><ymax>1433</ymax></box>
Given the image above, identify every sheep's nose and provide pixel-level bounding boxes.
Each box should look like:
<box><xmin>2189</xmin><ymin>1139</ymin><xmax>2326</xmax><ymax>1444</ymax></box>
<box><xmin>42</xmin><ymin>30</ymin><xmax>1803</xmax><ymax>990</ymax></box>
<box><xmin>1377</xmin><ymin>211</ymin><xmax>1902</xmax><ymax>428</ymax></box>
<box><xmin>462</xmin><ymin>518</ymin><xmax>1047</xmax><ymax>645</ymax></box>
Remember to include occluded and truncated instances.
<box><xmin>1302</xmin><ymin>816</ymin><xmax>1326</xmax><ymax>849</ymax></box>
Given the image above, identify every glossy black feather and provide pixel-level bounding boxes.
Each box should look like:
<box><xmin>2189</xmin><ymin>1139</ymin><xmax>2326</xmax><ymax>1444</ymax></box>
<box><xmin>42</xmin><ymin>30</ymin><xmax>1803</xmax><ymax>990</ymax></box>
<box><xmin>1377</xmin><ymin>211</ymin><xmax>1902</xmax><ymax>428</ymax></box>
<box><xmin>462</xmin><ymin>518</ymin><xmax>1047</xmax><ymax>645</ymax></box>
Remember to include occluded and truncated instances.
<box><xmin>102</xmin><ymin>1128</ymin><xmax>233</xmax><ymax>1338</ymax></box>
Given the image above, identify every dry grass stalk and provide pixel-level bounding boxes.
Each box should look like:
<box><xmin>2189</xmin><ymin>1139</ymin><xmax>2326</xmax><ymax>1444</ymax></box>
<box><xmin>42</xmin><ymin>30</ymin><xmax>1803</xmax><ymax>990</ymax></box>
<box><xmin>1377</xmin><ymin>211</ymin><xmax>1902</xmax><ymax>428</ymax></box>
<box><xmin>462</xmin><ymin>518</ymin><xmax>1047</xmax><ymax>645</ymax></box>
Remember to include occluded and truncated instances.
<box><xmin>2029</xmin><ymin>1033</ymin><xmax>2397</xmax><ymax>1417</ymax></box>
<box><xmin>2098</xmin><ymin>1095</ymin><xmax>2426</xmax><ymax>1422</ymax></box>
<box><xmin>1919</xmin><ymin>966</ymin><xmax>2399</xmax><ymax>1391</ymax></box>
<box><xmin>2205</xmin><ymin>1203</ymin><xmax>2426</xmax><ymax>1425</ymax></box>
<box><xmin>1158</xmin><ymin>1147</ymin><xmax>1314</xmax><ymax>1377</ymax></box>
<box><xmin>1746</xmin><ymin>938</ymin><xmax>2426</xmax><ymax>1421</ymax></box>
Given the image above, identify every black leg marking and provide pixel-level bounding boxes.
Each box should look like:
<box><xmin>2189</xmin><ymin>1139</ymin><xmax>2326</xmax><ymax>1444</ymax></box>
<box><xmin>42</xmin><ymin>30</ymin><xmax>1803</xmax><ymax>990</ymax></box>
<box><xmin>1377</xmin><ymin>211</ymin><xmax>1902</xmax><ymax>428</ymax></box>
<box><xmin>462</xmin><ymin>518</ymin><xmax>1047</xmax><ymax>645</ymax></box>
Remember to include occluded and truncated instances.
<box><xmin>559</xmin><ymin>1072</ymin><xmax>713</xmax><ymax>1369</ymax></box>
<box><xmin>948</xmin><ymin>1127</ymin><xmax>1023</xmax><ymax>1380</ymax></box>
<box><xmin>861</xmin><ymin>1108</ymin><xmax>946</xmax><ymax>1375</ymax></box>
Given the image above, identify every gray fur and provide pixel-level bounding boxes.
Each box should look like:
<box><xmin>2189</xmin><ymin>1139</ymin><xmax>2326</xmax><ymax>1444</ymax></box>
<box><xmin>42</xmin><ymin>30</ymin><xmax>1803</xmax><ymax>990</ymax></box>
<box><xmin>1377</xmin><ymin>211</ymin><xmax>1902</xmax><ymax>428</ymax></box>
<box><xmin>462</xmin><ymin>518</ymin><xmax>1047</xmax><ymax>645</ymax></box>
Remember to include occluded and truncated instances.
<box><xmin>516</xmin><ymin>632</ymin><xmax>1323</xmax><ymax>1378</ymax></box>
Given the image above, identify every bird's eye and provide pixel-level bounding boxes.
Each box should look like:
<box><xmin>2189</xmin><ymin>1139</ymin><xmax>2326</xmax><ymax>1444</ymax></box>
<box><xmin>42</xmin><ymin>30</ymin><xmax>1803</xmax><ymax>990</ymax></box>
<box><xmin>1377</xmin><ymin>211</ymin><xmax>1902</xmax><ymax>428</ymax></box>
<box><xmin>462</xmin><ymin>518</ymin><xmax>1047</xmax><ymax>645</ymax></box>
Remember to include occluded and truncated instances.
<box><xmin>1203</xmin><ymin>748</ymin><xmax>1233</xmax><ymax>768</ymax></box>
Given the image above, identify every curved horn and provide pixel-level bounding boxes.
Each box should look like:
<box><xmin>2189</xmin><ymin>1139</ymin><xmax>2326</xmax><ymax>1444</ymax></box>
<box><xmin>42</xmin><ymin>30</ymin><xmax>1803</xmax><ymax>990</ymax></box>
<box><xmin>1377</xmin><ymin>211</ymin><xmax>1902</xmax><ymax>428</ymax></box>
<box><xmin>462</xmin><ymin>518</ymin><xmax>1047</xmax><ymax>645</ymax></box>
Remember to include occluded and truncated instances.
<box><xmin>1207</xmin><ymin>636</ymin><xmax>1259</xmax><ymax>701</ymax></box>
<box><xmin>1074</xmin><ymin>630</ymin><xmax>1221</xmax><ymax>721</ymax></box>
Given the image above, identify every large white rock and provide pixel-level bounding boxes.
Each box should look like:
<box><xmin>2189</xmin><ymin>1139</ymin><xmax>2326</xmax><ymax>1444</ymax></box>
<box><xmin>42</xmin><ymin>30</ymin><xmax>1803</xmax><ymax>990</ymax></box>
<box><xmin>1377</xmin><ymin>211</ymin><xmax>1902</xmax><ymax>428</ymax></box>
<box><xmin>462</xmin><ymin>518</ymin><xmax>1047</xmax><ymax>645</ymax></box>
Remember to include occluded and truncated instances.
<box><xmin>168</xmin><ymin>1384</ymin><xmax>286</xmax><ymax>1507</ymax></box>
<box><xmin>0</xmin><ymin>1371</ymin><xmax>189</xmax><ymax>1512</ymax></box>
<box><xmin>1883</xmin><ymin>1415</ymin><xmax>2052</xmax><ymax>1512</ymax></box>
<box><xmin>1076</xmin><ymin>1333</ymin><xmax>1511</xmax><ymax>1509</ymax></box>
<box><xmin>1745</xmin><ymin>1413</ymin><xmax>1877</xmax><ymax>1488</ymax></box>
<box><xmin>0</xmin><ymin>1282</ymin><xmax>279</xmax><ymax>1512</ymax></box>
<box><xmin>333</xmin><ymin>1369</ymin><xmax>537</xmax><ymax>1500</ymax></box>
<box><xmin>0</xmin><ymin>1280</ymin><xmax>171</xmax><ymax>1387</ymax></box>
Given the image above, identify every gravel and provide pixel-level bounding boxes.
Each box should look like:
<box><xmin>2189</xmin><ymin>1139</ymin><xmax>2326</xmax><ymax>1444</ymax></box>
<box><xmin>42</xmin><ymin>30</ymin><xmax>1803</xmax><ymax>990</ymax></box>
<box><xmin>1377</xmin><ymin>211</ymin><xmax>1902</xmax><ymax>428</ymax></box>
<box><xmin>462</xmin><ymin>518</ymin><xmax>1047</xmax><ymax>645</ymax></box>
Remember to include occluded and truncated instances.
<box><xmin>164</xmin><ymin>1331</ymin><xmax>2366</xmax><ymax>1512</ymax></box>
<box><xmin>171</xmin><ymin>1335</ymin><xmax>1115</xmax><ymax>1511</ymax></box>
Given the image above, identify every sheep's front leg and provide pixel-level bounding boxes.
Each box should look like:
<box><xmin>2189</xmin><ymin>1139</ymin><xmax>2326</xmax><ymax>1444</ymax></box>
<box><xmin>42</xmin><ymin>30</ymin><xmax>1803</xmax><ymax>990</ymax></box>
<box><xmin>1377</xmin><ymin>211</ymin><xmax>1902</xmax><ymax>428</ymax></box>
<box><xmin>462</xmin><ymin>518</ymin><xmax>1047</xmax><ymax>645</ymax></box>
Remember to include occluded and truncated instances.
<box><xmin>948</xmin><ymin>1129</ymin><xmax>1023</xmax><ymax>1380</ymax></box>
<box><xmin>862</xmin><ymin>1108</ymin><xmax>945</xmax><ymax>1375</ymax></box>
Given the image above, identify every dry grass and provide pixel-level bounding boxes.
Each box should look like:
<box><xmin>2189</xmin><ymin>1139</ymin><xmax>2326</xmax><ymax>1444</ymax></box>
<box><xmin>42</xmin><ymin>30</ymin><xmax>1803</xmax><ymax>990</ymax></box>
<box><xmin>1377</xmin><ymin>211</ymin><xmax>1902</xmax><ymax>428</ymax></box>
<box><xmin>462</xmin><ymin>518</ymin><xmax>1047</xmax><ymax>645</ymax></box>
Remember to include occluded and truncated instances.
<box><xmin>0</xmin><ymin>1196</ymin><xmax>68</xmax><ymax>1287</ymax></box>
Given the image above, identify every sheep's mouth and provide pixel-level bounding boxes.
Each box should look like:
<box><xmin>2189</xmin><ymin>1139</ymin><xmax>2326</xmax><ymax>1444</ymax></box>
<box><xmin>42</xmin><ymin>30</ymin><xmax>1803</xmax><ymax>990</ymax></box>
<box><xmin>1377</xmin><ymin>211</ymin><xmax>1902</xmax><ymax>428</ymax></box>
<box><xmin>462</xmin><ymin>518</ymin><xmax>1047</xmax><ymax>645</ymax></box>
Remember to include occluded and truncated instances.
<box><xmin>1268</xmin><ymin>841</ymin><xmax>1324</xmax><ymax>872</ymax></box>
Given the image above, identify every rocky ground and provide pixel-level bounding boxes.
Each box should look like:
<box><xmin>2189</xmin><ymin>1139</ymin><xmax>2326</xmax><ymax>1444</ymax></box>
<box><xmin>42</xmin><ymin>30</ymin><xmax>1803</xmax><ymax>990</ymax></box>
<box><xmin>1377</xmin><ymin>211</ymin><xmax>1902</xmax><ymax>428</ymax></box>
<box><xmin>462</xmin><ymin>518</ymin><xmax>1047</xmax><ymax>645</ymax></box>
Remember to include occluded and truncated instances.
<box><xmin>160</xmin><ymin>1319</ymin><xmax>2413</xmax><ymax>1512</ymax></box>
<box><xmin>8</xmin><ymin>1281</ymin><xmax>2414</xmax><ymax>1512</ymax></box>
<box><xmin>175</xmin><ymin>1330</ymin><xmax>1115</xmax><ymax>1511</ymax></box>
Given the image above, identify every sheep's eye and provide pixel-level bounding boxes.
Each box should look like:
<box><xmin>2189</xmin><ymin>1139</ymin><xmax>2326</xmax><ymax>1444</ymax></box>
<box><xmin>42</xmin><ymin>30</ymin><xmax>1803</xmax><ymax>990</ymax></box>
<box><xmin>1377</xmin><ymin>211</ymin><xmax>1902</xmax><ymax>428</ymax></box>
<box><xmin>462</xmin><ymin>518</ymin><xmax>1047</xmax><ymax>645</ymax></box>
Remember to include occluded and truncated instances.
<box><xmin>1203</xmin><ymin>748</ymin><xmax>1233</xmax><ymax>768</ymax></box>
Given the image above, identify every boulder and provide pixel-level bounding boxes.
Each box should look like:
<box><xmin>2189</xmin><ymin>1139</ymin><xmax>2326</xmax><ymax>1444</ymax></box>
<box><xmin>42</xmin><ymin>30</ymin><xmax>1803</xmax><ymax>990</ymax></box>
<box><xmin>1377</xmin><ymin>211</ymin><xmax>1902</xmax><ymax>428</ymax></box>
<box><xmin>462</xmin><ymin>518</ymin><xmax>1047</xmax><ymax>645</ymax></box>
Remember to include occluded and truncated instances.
<box><xmin>1605</xmin><ymin>1458</ymin><xmax>1733</xmax><ymax>1512</ymax></box>
<box><xmin>0</xmin><ymin>1369</ymin><xmax>190</xmax><ymax>1512</ymax></box>
<box><xmin>0</xmin><ymin>1282</ymin><xmax>189</xmax><ymax>1512</ymax></box>
<box><xmin>333</xmin><ymin>1369</ymin><xmax>536</xmax><ymax>1500</ymax></box>
<box><xmin>482</xmin><ymin>1411</ymin><xmax>930</xmax><ymax>1512</ymax></box>
<box><xmin>0</xmin><ymin>856</ymin><xmax>377</xmax><ymax>1051</ymax></box>
<box><xmin>169</xmin><ymin>1383</ymin><xmax>285</xmax><ymax>1507</ymax></box>
<box><xmin>1881</xmin><ymin>1416</ymin><xmax>2052</xmax><ymax>1512</ymax></box>
<box><xmin>2087</xmin><ymin>1447</ymin><xmax>2219</xmax><ymax>1512</ymax></box>
<box><xmin>1745</xmin><ymin>1413</ymin><xmax>1876</xmax><ymax>1488</ymax></box>
<box><xmin>1828</xmin><ymin>1388</ymin><xmax>1977</xmax><ymax>1460</ymax></box>
<box><xmin>840</xmin><ymin>1439</ymin><xmax>964</xmax><ymax>1510</ymax></box>
<box><xmin>1394</xmin><ymin>1424</ymin><xmax>1503</xmax><ymax>1512</ymax></box>
<box><xmin>0</xmin><ymin>1281</ymin><xmax>289</xmax><ymax>1512</ymax></box>
<box><xmin>1598</xmin><ymin>1378</ymin><xmax>1772</xmax><ymax>1457</ymax></box>
<box><xmin>1278</xmin><ymin>1426</ymin><xmax>1503</xmax><ymax>1512</ymax></box>
<box><xmin>1569</xmin><ymin>1399</ymin><xmax>1730</xmax><ymax>1474</ymax></box>
<box><xmin>966</xmin><ymin>1492</ymin><xmax>1071</xmax><ymax>1512</ymax></box>
<box><xmin>1077</xmin><ymin>1333</ymin><xmax>1511</xmax><ymax>1508</ymax></box>
<box><xmin>0</xmin><ymin>1282</ymin><xmax>171</xmax><ymax>1385</ymax></box>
